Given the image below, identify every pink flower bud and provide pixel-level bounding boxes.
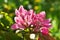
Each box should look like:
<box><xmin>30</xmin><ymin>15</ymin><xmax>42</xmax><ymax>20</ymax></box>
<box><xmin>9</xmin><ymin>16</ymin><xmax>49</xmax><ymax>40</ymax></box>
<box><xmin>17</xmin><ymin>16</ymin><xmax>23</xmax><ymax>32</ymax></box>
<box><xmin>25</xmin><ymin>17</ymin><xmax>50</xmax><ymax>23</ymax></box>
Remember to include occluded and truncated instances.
<box><xmin>40</xmin><ymin>27</ymin><xmax>49</xmax><ymax>35</ymax></box>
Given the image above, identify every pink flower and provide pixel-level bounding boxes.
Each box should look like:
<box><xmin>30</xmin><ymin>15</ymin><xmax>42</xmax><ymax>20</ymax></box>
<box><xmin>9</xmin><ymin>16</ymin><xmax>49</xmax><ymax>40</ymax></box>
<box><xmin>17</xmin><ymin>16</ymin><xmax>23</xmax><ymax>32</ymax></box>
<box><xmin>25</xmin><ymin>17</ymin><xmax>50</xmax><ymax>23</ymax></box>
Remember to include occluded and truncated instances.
<box><xmin>11</xmin><ymin>5</ymin><xmax>51</xmax><ymax>34</ymax></box>
<box><xmin>11</xmin><ymin>5</ymin><xmax>35</xmax><ymax>30</ymax></box>
<box><xmin>40</xmin><ymin>27</ymin><xmax>49</xmax><ymax>35</ymax></box>
<box><xmin>33</xmin><ymin>11</ymin><xmax>51</xmax><ymax>32</ymax></box>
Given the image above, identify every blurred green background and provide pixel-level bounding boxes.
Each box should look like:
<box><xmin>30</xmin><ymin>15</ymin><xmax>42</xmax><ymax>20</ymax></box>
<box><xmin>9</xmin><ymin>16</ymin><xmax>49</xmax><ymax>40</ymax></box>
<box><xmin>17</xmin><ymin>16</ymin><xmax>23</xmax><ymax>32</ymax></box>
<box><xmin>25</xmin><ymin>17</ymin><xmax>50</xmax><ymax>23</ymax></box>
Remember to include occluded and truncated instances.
<box><xmin>0</xmin><ymin>0</ymin><xmax>60</xmax><ymax>40</ymax></box>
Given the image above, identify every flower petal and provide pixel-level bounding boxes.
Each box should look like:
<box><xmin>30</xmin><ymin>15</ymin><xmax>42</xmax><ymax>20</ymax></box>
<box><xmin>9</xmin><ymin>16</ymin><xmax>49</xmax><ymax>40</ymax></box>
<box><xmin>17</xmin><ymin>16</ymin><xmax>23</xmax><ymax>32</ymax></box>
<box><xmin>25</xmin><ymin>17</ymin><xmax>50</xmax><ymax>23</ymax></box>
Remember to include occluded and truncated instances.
<box><xmin>19</xmin><ymin>5</ymin><xmax>27</xmax><ymax>16</ymax></box>
<box><xmin>19</xmin><ymin>5</ymin><xmax>24</xmax><ymax>13</ymax></box>
<box><xmin>15</xmin><ymin>9</ymin><xmax>20</xmax><ymax>16</ymax></box>
<box><xmin>39</xmin><ymin>11</ymin><xmax>45</xmax><ymax>18</ymax></box>
<box><xmin>14</xmin><ymin>16</ymin><xmax>25</xmax><ymax>25</ymax></box>
<box><xmin>37</xmin><ymin>11</ymin><xmax>45</xmax><ymax>19</ymax></box>
<box><xmin>11</xmin><ymin>23</ymin><xmax>19</xmax><ymax>30</ymax></box>
<box><xmin>19</xmin><ymin>24</ymin><xmax>25</xmax><ymax>30</ymax></box>
<box><xmin>41</xmin><ymin>19</ymin><xmax>51</xmax><ymax>28</ymax></box>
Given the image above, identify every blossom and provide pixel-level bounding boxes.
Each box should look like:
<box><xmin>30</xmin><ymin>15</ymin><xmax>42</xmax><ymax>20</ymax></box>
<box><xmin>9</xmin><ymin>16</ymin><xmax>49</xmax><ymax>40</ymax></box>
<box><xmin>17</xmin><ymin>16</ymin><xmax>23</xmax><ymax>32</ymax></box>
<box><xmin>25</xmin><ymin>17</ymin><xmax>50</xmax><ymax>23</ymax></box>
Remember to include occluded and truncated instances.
<box><xmin>33</xmin><ymin>11</ymin><xmax>51</xmax><ymax>28</ymax></box>
<box><xmin>11</xmin><ymin>5</ymin><xmax>51</xmax><ymax>35</ymax></box>
<box><xmin>32</xmin><ymin>11</ymin><xmax>51</xmax><ymax>32</ymax></box>
<box><xmin>11</xmin><ymin>5</ymin><xmax>35</xmax><ymax>30</ymax></box>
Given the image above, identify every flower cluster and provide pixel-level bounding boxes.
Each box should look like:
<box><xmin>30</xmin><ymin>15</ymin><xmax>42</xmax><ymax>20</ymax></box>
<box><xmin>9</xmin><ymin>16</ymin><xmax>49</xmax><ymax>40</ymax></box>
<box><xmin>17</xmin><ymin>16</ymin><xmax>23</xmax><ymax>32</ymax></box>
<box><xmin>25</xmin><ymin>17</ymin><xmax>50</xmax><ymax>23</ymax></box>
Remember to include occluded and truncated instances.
<box><xmin>11</xmin><ymin>5</ymin><xmax>51</xmax><ymax>35</ymax></box>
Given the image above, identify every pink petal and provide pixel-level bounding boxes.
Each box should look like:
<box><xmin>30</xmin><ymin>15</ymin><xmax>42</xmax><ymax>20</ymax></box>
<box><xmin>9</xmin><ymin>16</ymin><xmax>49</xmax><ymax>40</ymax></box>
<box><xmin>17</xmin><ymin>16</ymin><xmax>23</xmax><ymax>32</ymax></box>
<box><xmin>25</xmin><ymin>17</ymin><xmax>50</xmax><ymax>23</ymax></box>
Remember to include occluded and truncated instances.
<box><xmin>37</xmin><ymin>11</ymin><xmax>45</xmax><ymax>19</ymax></box>
<box><xmin>44</xmin><ymin>19</ymin><xmax>51</xmax><ymax>23</ymax></box>
<box><xmin>11</xmin><ymin>23</ymin><xmax>19</xmax><ymax>30</ymax></box>
<box><xmin>28</xmin><ymin>18</ymin><xmax>32</xmax><ymax>25</ymax></box>
<box><xmin>23</xmin><ymin>10</ymin><xmax>35</xmax><ymax>26</ymax></box>
<box><xmin>14</xmin><ymin>16</ymin><xmax>25</xmax><ymax>25</ymax></box>
<box><xmin>41</xmin><ymin>19</ymin><xmax>51</xmax><ymax>28</ymax></box>
<box><xmin>11</xmin><ymin>23</ymin><xmax>25</xmax><ymax>30</ymax></box>
<box><xmin>40</xmin><ymin>11</ymin><xmax>45</xmax><ymax>17</ymax></box>
<box><xmin>24</xmin><ymin>15</ymin><xmax>31</xmax><ymax>26</ymax></box>
<box><xmin>24</xmin><ymin>15</ymin><xmax>28</xmax><ymax>23</ymax></box>
<box><xmin>15</xmin><ymin>9</ymin><xmax>20</xmax><ymax>16</ymax></box>
<box><xmin>29</xmin><ymin>10</ymin><xmax>36</xmax><ymax>17</ymax></box>
<box><xmin>18</xmin><ymin>24</ymin><xmax>25</xmax><ymax>30</ymax></box>
<box><xmin>36</xmin><ymin>11</ymin><xmax>46</xmax><ymax>22</ymax></box>
<box><xmin>19</xmin><ymin>5</ymin><xmax>27</xmax><ymax>16</ymax></box>
<box><xmin>43</xmin><ymin>23</ymin><xmax>51</xmax><ymax>28</ymax></box>
<box><xmin>19</xmin><ymin>5</ymin><xmax>24</xmax><ymax>13</ymax></box>
<box><xmin>27</xmin><ymin>15</ymin><xmax>33</xmax><ymax>25</ymax></box>
<box><xmin>29</xmin><ymin>10</ymin><xmax>34</xmax><ymax>15</ymax></box>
